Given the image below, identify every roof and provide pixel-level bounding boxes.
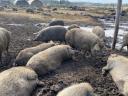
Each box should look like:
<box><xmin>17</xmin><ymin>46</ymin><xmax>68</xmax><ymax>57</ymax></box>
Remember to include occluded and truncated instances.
<box><xmin>27</xmin><ymin>0</ymin><xmax>42</xmax><ymax>4</ymax></box>
<box><xmin>27</xmin><ymin>0</ymin><xmax>43</xmax><ymax>7</ymax></box>
<box><xmin>14</xmin><ymin>0</ymin><xmax>29</xmax><ymax>6</ymax></box>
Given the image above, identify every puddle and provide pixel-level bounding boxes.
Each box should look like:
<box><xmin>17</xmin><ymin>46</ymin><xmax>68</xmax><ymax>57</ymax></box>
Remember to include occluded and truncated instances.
<box><xmin>6</xmin><ymin>23</ymin><xmax>24</xmax><ymax>27</ymax></box>
<box><xmin>81</xmin><ymin>19</ymin><xmax>128</xmax><ymax>50</ymax></box>
<box><xmin>34</xmin><ymin>23</ymin><xmax>48</xmax><ymax>28</ymax></box>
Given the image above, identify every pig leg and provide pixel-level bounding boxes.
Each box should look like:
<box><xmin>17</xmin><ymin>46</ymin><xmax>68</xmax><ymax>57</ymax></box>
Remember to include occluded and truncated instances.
<box><xmin>115</xmin><ymin>80</ymin><xmax>125</xmax><ymax>95</ymax></box>
<box><xmin>102</xmin><ymin>65</ymin><xmax>112</xmax><ymax>76</ymax></box>
<box><xmin>90</xmin><ymin>49</ymin><xmax>95</xmax><ymax>57</ymax></box>
<box><xmin>83</xmin><ymin>50</ymin><xmax>91</xmax><ymax>58</ymax></box>
<box><xmin>127</xmin><ymin>45</ymin><xmax>128</xmax><ymax>52</ymax></box>
<box><xmin>6</xmin><ymin>42</ymin><xmax>10</xmax><ymax>55</ymax></box>
<box><xmin>6</xmin><ymin>46</ymin><xmax>9</xmax><ymax>54</ymax></box>
<box><xmin>5</xmin><ymin>44</ymin><xmax>10</xmax><ymax>65</ymax></box>
<box><xmin>120</xmin><ymin>44</ymin><xmax>125</xmax><ymax>52</ymax></box>
<box><xmin>81</xmin><ymin>49</ymin><xmax>86</xmax><ymax>57</ymax></box>
<box><xmin>0</xmin><ymin>52</ymin><xmax>2</xmax><ymax>64</ymax></box>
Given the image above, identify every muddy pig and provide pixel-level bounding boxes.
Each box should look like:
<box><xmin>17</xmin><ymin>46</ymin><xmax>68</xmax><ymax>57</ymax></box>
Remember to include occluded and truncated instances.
<box><xmin>49</xmin><ymin>20</ymin><xmax>64</xmax><ymax>26</ymax></box>
<box><xmin>15</xmin><ymin>41</ymin><xmax>56</xmax><ymax>66</ymax></box>
<box><xmin>68</xmin><ymin>24</ymin><xmax>80</xmax><ymax>30</ymax></box>
<box><xmin>120</xmin><ymin>33</ymin><xmax>128</xmax><ymax>51</ymax></box>
<box><xmin>0</xmin><ymin>27</ymin><xmax>11</xmax><ymax>63</ymax></box>
<box><xmin>57</xmin><ymin>83</ymin><xmax>96</xmax><ymax>96</ymax></box>
<box><xmin>92</xmin><ymin>26</ymin><xmax>105</xmax><ymax>41</ymax></box>
<box><xmin>34</xmin><ymin>26</ymin><xmax>67</xmax><ymax>42</ymax></box>
<box><xmin>102</xmin><ymin>54</ymin><xmax>128</xmax><ymax>96</ymax></box>
<box><xmin>26</xmin><ymin>45</ymin><xmax>75</xmax><ymax>76</ymax></box>
<box><xmin>0</xmin><ymin>66</ymin><xmax>38</xmax><ymax>96</ymax></box>
<box><xmin>65</xmin><ymin>28</ymin><xmax>104</xmax><ymax>56</ymax></box>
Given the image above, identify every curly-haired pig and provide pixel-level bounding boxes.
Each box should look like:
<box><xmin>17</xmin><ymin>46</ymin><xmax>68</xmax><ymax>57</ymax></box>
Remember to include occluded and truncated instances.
<box><xmin>26</xmin><ymin>45</ymin><xmax>75</xmax><ymax>76</ymax></box>
<box><xmin>0</xmin><ymin>66</ymin><xmax>38</xmax><ymax>96</ymax></box>
<box><xmin>0</xmin><ymin>27</ymin><xmax>11</xmax><ymax>63</ymax></box>
<box><xmin>68</xmin><ymin>24</ymin><xmax>80</xmax><ymax>30</ymax></box>
<box><xmin>92</xmin><ymin>26</ymin><xmax>105</xmax><ymax>41</ymax></box>
<box><xmin>102</xmin><ymin>54</ymin><xmax>128</xmax><ymax>96</ymax></box>
<box><xmin>15</xmin><ymin>41</ymin><xmax>56</xmax><ymax>66</ymax></box>
<box><xmin>57</xmin><ymin>83</ymin><xmax>96</xmax><ymax>96</ymax></box>
<box><xmin>65</xmin><ymin>28</ymin><xmax>104</xmax><ymax>56</ymax></box>
<box><xmin>120</xmin><ymin>33</ymin><xmax>128</xmax><ymax>51</ymax></box>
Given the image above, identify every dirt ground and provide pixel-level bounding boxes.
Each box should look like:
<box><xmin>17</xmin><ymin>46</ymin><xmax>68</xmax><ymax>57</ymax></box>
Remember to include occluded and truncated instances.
<box><xmin>0</xmin><ymin>11</ymin><xmax>125</xmax><ymax>96</ymax></box>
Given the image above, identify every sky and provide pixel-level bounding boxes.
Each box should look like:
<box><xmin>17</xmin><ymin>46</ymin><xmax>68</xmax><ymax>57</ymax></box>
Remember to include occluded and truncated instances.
<box><xmin>69</xmin><ymin>0</ymin><xmax>128</xmax><ymax>4</ymax></box>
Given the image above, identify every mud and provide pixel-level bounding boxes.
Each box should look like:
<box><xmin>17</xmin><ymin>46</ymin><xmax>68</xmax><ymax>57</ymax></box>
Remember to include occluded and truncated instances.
<box><xmin>0</xmin><ymin>15</ymin><xmax>125</xmax><ymax>96</ymax></box>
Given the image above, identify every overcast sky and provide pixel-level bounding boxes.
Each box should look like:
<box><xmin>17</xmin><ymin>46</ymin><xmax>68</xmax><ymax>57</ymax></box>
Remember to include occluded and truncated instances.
<box><xmin>69</xmin><ymin>0</ymin><xmax>128</xmax><ymax>4</ymax></box>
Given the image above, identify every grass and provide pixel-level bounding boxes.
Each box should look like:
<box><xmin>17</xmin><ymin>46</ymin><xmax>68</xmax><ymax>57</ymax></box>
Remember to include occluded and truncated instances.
<box><xmin>0</xmin><ymin>9</ymin><xmax>101</xmax><ymax>26</ymax></box>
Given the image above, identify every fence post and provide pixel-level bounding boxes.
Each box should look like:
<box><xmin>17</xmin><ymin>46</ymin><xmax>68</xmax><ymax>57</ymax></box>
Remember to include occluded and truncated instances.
<box><xmin>112</xmin><ymin>0</ymin><xmax>122</xmax><ymax>50</ymax></box>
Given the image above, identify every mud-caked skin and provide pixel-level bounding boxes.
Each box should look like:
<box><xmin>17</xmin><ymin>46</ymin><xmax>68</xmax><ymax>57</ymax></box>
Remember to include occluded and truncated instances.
<box><xmin>92</xmin><ymin>26</ymin><xmax>105</xmax><ymax>42</ymax></box>
<box><xmin>0</xmin><ymin>67</ymin><xmax>38</xmax><ymax>96</ymax></box>
<box><xmin>48</xmin><ymin>20</ymin><xmax>64</xmax><ymax>26</ymax></box>
<box><xmin>102</xmin><ymin>54</ymin><xmax>128</xmax><ymax>96</ymax></box>
<box><xmin>57</xmin><ymin>83</ymin><xmax>96</xmax><ymax>96</ymax></box>
<box><xmin>0</xmin><ymin>27</ymin><xmax>11</xmax><ymax>63</ymax></box>
<box><xmin>26</xmin><ymin>45</ymin><xmax>75</xmax><ymax>76</ymax></box>
<box><xmin>15</xmin><ymin>41</ymin><xmax>56</xmax><ymax>66</ymax></box>
<box><xmin>34</xmin><ymin>26</ymin><xmax>67</xmax><ymax>42</ymax></box>
<box><xmin>65</xmin><ymin>28</ymin><xmax>104</xmax><ymax>56</ymax></box>
<box><xmin>120</xmin><ymin>33</ymin><xmax>128</xmax><ymax>51</ymax></box>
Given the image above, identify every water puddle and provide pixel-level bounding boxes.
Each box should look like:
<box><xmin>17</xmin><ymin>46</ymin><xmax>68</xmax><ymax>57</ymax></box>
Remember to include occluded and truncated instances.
<box><xmin>81</xmin><ymin>19</ymin><xmax>128</xmax><ymax>50</ymax></box>
<box><xmin>6</xmin><ymin>23</ymin><xmax>24</xmax><ymax>27</ymax></box>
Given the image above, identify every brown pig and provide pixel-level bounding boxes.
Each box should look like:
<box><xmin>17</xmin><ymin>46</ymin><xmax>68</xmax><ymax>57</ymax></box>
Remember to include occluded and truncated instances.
<box><xmin>26</xmin><ymin>45</ymin><xmax>75</xmax><ymax>76</ymax></box>
<box><xmin>15</xmin><ymin>41</ymin><xmax>56</xmax><ymax>66</ymax></box>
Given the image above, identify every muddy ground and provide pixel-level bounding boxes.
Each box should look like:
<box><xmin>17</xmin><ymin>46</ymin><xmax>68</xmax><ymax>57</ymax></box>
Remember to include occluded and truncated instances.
<box><xmin>0</xmin><ymin>12</ymin><xmax>126</xmax><ymax>96</ymax></box>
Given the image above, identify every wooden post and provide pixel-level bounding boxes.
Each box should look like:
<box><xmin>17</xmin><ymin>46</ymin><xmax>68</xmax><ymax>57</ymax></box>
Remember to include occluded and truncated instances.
<box><xmin>112</xmin><ymin>0</ymin><xmax>122</xmax><ymax>50</ymax></box>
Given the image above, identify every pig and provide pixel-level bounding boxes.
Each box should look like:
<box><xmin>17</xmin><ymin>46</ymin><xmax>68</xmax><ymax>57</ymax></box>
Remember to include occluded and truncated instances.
<box><xmin>120</xmin><ymin>33</ymin><xmax>128</xmax><ymax>51</ymax></box>
<box><xmin>68</xmin><ymin>24</ymin><xmax>80</xmax><ymax>30</ymax></box>
<box><xmin>0</xmin><ymin>66</ymin><xmax>38</xmax><ymax>96</ymax></box>
<box><xmin>26</xmin><ymin>45</ymin><xmax>75</xmax><ymax>76</ymax></box>
<box><xmin>102</xmin><ymin>54</ymin><xmax>128</xmax><ymax>95</ymax></box>
<box><xmin>57</xmin><ymin>83</ymin><xmax>96</xmax><ymax>96</ymax></box>
<box><xmin>0</xmin><ymin>27</ymin><xmax>11</xmax><ymax>63</ymax></box>
<box><xmin>49</xmin><ymin>20</ymin><xmax>64</xmax><ymax>26</ymax></box>
<box><xmin>26</xmin><ymin>8</ymin><xmax>34</xmax><ymax>13</ymax></box>
<box><xmin>65</xmin><ymin>28</ymin><xmax>104</xmax><ymax>56</ymax></box>
<box><xmin>92</xmin><ymin>26</ymin><xmax>105</xmax><ymax>41</ymax></box>
<box><xmin>34</xmin><ymin>26</ymin><xmax>67</xmax><ymax>42</ymax></box>
<box><xmin>15</xmin><ymin>41</ymin><xmax>56</xmax><ymax>66</ymax></box>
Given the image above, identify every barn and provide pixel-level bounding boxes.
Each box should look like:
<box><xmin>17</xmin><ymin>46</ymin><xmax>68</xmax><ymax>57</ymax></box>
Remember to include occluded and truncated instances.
<box><xmin>28</xmin><ymin>0</ymin><xmax>43</xmax><ymax>8</ymax></box>
<box><xmin>0</xmin><ymin>0</ymin><xmax>12</xmax><ymax>7</ymax></box>
<box><xmin>14</xmin><ymin>0</ymin><xmax>29</xmax><ymax>7</ymax></box>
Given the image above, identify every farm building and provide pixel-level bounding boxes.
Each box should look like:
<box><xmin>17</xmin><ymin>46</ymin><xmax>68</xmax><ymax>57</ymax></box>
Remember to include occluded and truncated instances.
<box><xmin>27</xmin><ymin>0</ymin><xmax>43</xmax><ymax>8</ymax></box>
<box><xmin>14</xmin><ymin>0</ymin><xmax>29</xmax><ymax>7</ymax></box>
<box><xmin>0</xmin><ymin>0</ymin><xmax>12</xmax><ymax>7</ymax></box>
